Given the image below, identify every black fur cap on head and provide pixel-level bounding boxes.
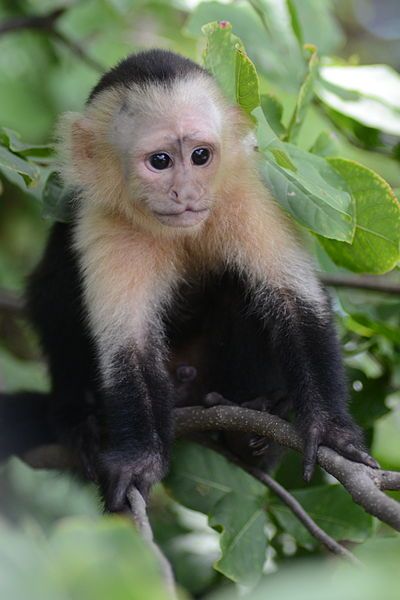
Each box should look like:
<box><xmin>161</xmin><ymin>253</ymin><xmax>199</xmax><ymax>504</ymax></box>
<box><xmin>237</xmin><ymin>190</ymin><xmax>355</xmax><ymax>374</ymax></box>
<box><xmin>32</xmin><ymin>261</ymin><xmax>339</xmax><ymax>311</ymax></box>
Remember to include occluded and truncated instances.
<box><xmin>87</xmin><ymin>49</ymin><xmax>209</xmax><ymax>103</ymax></box>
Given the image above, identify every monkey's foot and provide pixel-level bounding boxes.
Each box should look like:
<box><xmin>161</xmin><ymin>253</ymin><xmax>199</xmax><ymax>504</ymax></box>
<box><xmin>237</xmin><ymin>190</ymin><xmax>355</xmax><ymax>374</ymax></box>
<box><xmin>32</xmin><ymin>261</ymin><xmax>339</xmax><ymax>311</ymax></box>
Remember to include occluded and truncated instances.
<box><xmin>302</xmin><ymin>417</ymin><xmax>379</xmax><ymax>482</ymax></box>
<box><xmin>96</xmin><ymin>449</ymin><xmax>166</xmax><ymax>513</ymax></box>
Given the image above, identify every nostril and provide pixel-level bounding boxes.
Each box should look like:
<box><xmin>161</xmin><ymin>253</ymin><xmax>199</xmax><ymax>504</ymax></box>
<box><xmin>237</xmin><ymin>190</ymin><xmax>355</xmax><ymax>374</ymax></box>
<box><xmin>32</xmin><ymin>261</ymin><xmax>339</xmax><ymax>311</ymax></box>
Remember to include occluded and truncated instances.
<box><xmin>171</xmin><ymin>189</ymin><xmax>178</xmax><ymax>200</ymax></box>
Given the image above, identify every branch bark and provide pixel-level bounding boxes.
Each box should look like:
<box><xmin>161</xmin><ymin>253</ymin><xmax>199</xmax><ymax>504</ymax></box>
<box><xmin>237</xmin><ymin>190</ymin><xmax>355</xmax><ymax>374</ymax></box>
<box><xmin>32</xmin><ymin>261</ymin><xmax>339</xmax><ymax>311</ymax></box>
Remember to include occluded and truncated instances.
<box><xmin>174</xmin><ymin>406</ymin><xmax>400</xmax><ymax>531</ymax></box>
<box><xmin>21</xmin><ymin>405</ymin><xmax>400</xmax><ymax>533</ymax></box>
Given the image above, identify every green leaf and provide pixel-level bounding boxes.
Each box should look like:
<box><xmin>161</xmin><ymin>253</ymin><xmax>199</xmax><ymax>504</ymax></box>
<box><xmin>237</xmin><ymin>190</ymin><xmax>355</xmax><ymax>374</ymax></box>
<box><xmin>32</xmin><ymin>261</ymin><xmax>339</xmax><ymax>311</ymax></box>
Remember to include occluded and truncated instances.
<box><xmin>320</xmin><ymin>159</ymin><xmax>400</xmax><ymax>273</ymax></box>
<box><xmin>0</xmin><ymin>145</ymin><xmax>40</xmax><ymax>190</ymax></box>
<box><xmin>288</xmin><ymin>0</ymin><xmax>345</xmax><ymax>54</ymax></box>
<box><xmin>210</xmin><ymin>493</ymin><xmax>267</xmax><ymax>585</ymax></box>
<box><xmin>202</xmin><ymin>21</ymin><xmax>260</xmax><ymax>114</ymax></box>
<box><xmin>165</xmin><ymin>442</ymin><xmax>267</xmax><ymax>584</ymax></box>
<box><xmin>285</xmin><ymin>45</ymin><xmax>319</xmax><ymax>143</ymax></box>
<box><xmin>269</xmin><ymin>484</ymin><xmax>373</xmax><ymax>549</ymax></box>
<box><xmin>316</xmin><ymin>64</ymin><xmax>400</xmax><ymax>136</ymax></box>
<box><xmin>348</xmin><ymin>371</ymin><xmax>391</xmax><ymax>429</ymax></box>
<box><xmin>255</xmin><ymin>108</ymin><xmax>355</xmax><ymax>241</ymax></box>
<box><xmin>310</xmin><ymin>131</ymin><xmax>341</xmax><ymax>157</ymax></box>
<box><xmin>0</xmin><ymin>127</ymin><xmax>54</xmax><ymax>159</ymax></box>
<box><xmin>260</xmin><ymin>93</ymin><xmax>285</xmax><ymax>136</ymax></box>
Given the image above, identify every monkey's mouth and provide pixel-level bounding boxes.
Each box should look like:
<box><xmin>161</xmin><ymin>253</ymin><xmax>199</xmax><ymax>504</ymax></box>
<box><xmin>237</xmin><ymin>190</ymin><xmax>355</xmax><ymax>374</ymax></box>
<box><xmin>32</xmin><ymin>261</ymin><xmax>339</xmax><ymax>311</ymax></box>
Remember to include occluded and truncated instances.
<box><xmin>154</xmin><ymin>207</ymin><xmax>210</xmax><ymax>227</ymax></box>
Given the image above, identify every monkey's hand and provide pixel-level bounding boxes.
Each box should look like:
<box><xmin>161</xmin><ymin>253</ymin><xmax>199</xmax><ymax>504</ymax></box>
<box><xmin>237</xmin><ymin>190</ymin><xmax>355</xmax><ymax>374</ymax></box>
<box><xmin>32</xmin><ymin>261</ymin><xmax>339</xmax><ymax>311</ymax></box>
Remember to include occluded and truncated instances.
<box><xmin>96</xmin><ymin>449</ymin><xmax>166</xmax><ymax>513</ymax></box>
<box><xmin>301</xmin><ymin>414</ymin><xmax>379</xmax><ymax>482</ymax></box>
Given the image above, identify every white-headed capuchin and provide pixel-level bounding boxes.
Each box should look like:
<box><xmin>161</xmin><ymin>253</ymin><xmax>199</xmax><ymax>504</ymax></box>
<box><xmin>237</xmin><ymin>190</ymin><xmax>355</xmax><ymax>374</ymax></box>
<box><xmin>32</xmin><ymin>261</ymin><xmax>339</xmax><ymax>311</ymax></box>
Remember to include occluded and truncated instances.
<box><xmin>0</xmin><ymin>50</ymin><xmax>377</xmax><ymax>511</ymax></box>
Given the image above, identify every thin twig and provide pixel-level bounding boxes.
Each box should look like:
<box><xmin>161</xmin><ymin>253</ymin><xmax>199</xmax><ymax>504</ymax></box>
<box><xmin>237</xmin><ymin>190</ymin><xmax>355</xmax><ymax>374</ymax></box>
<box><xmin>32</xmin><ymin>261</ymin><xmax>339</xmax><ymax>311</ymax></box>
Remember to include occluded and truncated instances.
<box><xmin>320</xmin><ymin>274</ymin><xmax>400</xmax><ymax>295</ymax></box>
<box><xmin>197</xmin><ymin>436</ymin><xmax>361</xmax><ymax>565</ymax></box>
<box><xmin>1</xmin><ymin>272</ymin><xmax>399</xmax><ymax>318</ymax></box>
<box><xmin>50</xmin><ymin>29</ymin><xmax>104</xmax><ymax>73</ymax></box>
<box><xmin>0</xmin><ymin>8</ymin><xmax>104</xmax><ymax>73</ymax></box>
<box><xmin>0</xmin><ymin>8</ymin><xmax>66</xmax><ymax>34</ymax></box>
<box><xmin>126</xmin><ymin>487</ymin><xmax>176</xmax><ymax>597</ymax></box>
<box><xmin>0</xmin><ymin>290</ymin><xmax>25</xmax><ymax>314</ymax></box>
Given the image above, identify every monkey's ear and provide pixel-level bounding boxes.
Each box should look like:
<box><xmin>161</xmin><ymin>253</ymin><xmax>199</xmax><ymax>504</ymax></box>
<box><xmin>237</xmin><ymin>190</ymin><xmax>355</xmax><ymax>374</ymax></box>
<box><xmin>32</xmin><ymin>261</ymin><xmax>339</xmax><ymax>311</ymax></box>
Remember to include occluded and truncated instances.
<box><xmin>70</xmin><ymin>117</ymin><xmax>95</xmax><ymax>161</ymax></box>
<box><xmin>56</xmin><ymin>112</ymin><xmax>98</xmax><ymax>186</ymax></box>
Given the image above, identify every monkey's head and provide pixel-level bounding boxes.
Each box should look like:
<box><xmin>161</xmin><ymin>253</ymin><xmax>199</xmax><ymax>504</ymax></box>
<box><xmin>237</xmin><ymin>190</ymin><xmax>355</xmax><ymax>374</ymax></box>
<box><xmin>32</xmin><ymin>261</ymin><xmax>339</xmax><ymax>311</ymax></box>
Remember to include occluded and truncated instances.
<box><xmin>59</xmin><ymin>50</ymin><xmax>254</xmax><ymax>232</ymax></box>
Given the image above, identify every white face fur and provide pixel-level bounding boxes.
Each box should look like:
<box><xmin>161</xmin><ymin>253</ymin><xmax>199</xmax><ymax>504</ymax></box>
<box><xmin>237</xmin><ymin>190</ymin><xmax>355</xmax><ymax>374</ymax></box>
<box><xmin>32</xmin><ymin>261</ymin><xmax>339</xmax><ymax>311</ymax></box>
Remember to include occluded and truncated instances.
<box><xmin>108</xmin><ymin>76</ymin><xmax>225</xmax><ymax>229</ymax></box>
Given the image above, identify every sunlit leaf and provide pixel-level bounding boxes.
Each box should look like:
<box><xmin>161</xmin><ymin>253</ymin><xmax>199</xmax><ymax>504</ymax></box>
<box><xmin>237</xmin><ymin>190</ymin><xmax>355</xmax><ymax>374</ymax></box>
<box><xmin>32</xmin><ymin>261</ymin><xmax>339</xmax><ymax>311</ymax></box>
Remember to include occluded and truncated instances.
<box><xmin>317</xmin><ymin>64</ymin><xmax>400</xmax><ymax>136</ymax></box>
<box><xmin>202</xmin><ymin>21</ymin><xmax>260</xmax><ymax>114</ymax></box>
<box><xmin>320</xmin><ymin>159</ymin><xmax>400</xmax><ymax>273</ymax></box>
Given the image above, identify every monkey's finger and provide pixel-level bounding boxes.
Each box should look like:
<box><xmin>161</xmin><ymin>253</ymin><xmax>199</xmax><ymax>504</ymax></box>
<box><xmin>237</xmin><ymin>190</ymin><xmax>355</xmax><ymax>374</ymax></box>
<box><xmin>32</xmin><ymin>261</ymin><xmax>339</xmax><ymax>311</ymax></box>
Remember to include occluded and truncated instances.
<box><xmin>332</xmin><ymin>441</ymin><xmax>380</xmax><ymax>469</ymax></box>
<box><xmin>203</xmin><ymin>392</ymin><xmax>233</xmax><ymax>407</ymax></box>
<box><xmin>249</xmin><ymin>436</ymin><xmax>270</xmax><ymax>455</ymax></box>
<box><xmin>303</xmin><ymin>428</ymin><xmax>322</xmax><ymax>482</ymax></box>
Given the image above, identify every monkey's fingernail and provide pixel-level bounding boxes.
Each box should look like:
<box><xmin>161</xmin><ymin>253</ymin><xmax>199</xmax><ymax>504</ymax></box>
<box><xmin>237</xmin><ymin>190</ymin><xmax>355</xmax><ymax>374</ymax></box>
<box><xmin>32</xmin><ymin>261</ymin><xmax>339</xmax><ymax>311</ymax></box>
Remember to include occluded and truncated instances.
<box><xmin>367</xmin><ymin>457</ymin><xmax>380</xmax><ymax>469</ymax></box>
<box><xmin>303</xmin><ymin>466</ymin><xmax>313</xmax><ymax>483</ymax></box>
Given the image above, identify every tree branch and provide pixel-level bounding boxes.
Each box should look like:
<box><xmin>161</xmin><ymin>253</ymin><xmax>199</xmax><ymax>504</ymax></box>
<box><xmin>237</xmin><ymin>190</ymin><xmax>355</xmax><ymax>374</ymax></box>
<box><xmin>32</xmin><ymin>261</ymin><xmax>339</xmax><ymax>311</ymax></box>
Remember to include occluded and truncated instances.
<box><xmin>0</xmin><ymin>8</ymin><xmax>104</xmax><ymax>73</ymax></box>
<box><xmin>174</xmin><ymin>406</ymin><xmax>400</xmax><ymax>531</ymax></box>
<box><xmin>0</xmin><ymin>289</ymin><xmax>25</xmax><ymax>315</ymax></box>
<box><xmin>2</xmin><ymin>273</ymin><xmax>399</xmax><ymax>318</ymax></box>
<box><xmin>196</xmin><ymin>435</ymin><xmax>361</xmax><ymax>565</ymax></box>
<box><xmin>320</xmin><ymin>274</ymin><xmax>400</xmax><ymax>295</ymax></box>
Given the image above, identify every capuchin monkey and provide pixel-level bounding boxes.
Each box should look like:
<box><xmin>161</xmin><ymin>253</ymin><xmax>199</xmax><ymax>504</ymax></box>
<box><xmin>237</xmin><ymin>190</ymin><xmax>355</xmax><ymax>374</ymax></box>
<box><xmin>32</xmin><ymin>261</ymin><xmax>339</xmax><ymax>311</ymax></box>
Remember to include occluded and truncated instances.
<box><xmin>0</xmin><ymin>50</ymin><xmax>378</xmax><ymax>511</ymax></box>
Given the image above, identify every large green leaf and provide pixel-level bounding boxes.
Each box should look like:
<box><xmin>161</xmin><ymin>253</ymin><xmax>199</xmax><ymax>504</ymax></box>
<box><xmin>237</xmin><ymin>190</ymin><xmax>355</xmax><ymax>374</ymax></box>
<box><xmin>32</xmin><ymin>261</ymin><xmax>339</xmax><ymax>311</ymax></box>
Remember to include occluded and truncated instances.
<box><xmin>320</xmin><ymin>159</ymin><xmax>400</xmax><ymax>273</ymax></box>
<box><xmin>202</xmin><ymin>21</ymin><xmax>260</xmax><ymax>114</ymax></box>
<box><xmin>269</xmin><ymin>484</ymin><xmax>373</xmax><ymax>549</ymax></box>
<box><xmin>316</xmin><ymin>64</ymin><xmax>400</xmax><ymax>136</ymax></box>
<box><xmin>256</xmin><ymin>108</ymin><xmax>355</xmax><ymax>241</ymax></box>
<box><xmin>165</xmin><ymin>442</ymin><xmax>267</xmax><ymax>584</ymax></box>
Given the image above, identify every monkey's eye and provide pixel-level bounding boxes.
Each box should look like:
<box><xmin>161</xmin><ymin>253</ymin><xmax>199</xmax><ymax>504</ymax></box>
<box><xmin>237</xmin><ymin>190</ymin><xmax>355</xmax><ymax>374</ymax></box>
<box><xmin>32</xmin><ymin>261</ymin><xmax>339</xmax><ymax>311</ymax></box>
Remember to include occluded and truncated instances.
<box><xmin>149</xmin><ymin>153</ymin><xmax>172</xmax><ymax>170</ymax></box>
<box><xmin>191</xmin><ymin>147</ymin><xmax>211</xmax><ymax>166</ymax></box>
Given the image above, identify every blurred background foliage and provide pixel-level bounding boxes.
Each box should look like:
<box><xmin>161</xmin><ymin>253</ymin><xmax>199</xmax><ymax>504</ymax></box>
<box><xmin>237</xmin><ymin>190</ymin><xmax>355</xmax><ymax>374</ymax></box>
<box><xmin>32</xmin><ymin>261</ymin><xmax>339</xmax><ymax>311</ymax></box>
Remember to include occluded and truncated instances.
<box><xmin>0</xmin><ymin>0</ymin><xmax>400</xmax><ymax>598</ymax></box>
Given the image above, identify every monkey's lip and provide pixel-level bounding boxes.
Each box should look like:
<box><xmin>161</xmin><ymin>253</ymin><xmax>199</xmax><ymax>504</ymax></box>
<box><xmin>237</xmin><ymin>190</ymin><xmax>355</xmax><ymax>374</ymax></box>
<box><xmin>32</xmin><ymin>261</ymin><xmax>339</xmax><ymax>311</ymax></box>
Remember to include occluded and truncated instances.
<box><xmin>154</xmin><ymin>207</ymin><xmax>209</xmax><ymax>217</ymax></box>
<box><xmin>154</xmin><ymin>207</ymin><xmax>210</xmax><ymax>227</ymax></box>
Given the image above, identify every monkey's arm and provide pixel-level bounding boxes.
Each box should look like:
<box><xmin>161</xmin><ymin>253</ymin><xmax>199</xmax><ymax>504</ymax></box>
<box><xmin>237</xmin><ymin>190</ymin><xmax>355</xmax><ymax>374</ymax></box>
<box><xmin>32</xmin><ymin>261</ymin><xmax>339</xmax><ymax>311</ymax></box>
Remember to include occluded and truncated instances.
<box><xmin>75</xmin><ymin>215</ymin><xmax>178</xmax><ymax>511</ymax></box>
<box><xmin>266</xmin><ymin>290</ymin><xmax>378</xmax><ymax>480</ymax></box>
<box><xmin>217</xmin><ymin>188</ymin><xmax>378</xmax><ymax>481</ymax></box>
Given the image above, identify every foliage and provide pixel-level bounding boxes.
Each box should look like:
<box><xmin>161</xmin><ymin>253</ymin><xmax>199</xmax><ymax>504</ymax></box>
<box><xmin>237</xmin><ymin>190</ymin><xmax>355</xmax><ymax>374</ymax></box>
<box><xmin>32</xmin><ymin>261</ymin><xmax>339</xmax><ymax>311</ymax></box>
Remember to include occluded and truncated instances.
<box><xmin>0</xmin><ymin>0</ymin><xmax>400</xmax><ymax>598</ymax></box>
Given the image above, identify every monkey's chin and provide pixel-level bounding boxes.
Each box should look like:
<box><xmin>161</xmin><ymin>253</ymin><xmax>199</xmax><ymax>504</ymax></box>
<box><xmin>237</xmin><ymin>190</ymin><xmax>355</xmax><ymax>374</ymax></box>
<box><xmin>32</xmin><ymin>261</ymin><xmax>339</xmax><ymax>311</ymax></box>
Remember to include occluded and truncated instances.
<box><xmin>154</xmin><ymin>208</ymin><xmax>210</xmax><ymax>228</ymax></box>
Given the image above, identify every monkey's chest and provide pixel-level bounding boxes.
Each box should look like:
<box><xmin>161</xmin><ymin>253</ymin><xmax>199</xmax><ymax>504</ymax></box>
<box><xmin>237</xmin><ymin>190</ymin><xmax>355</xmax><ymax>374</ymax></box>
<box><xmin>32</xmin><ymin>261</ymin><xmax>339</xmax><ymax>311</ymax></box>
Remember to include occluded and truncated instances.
<box><xmin>164</xmin><ymin>272</ymin><xmax>286</xmax><ymax>406</ymax></box>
